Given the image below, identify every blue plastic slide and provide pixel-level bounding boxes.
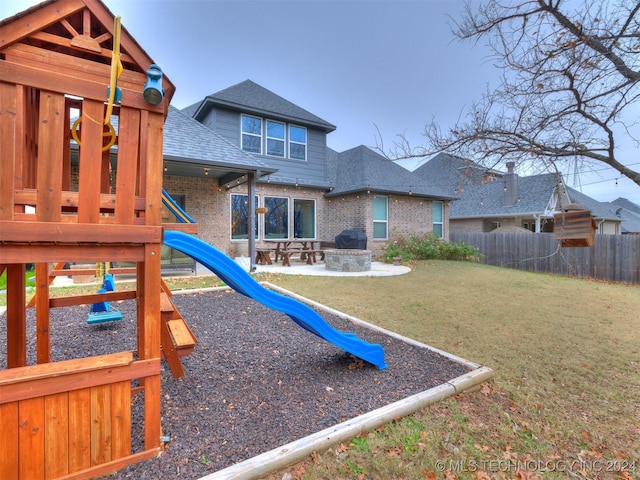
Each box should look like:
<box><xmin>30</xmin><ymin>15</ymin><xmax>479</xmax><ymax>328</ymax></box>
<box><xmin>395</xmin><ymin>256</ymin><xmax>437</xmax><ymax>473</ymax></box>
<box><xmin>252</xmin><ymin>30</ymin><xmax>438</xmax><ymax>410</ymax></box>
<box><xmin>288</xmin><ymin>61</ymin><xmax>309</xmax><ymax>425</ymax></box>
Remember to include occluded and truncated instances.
<box><xmin>163</xmin><ymin>230</ymin><xmax>387</xmax><ymax>369</ymax></box>
<box><xmin>162</xmin><ymin>188</ymin><xmax>196</xmax><ymax>224</ymax></box>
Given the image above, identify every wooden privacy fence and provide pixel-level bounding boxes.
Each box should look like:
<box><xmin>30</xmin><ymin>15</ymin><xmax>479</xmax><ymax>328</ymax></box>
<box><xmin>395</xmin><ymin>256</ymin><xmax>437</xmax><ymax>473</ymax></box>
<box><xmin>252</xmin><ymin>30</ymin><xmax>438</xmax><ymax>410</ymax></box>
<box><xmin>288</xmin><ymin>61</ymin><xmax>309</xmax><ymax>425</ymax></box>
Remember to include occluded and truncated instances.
<box><xmin>451</xmin><ymin>232</ymin><xmax>640</xmax><ymax>284</ymax></box>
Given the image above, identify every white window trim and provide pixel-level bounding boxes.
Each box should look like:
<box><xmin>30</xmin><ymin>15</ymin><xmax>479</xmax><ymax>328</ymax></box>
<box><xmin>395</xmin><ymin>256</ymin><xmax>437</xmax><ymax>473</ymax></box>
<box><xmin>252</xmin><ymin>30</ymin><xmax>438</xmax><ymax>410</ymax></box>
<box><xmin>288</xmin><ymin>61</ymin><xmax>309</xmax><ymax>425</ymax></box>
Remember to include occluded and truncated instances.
<box><xmin>288</xmin><ymin>124</ymin><xmax>307</xmax><ymax>161</ymax></box>
<box><xmin>266</xmin><ymin>119</ymin><xmax>286</xmax><ymax>158</ymax></box>
<box><xmin>373</xmin><ymin>195</ymin><xmax>388</xmax><ymax>240</ymax></box>
<box><xmin>241</xmin><ymin>114</ymin><xmax>262</xmax><ymax>154</ymax></box>
<box><xmin>293</xmin><ymin>197</ymin><xmax>316</xmax><ymax>239</ymax></box>
<box><xmin>263</xmin><ymin>195</ymin><xmax>290</xmax><ymax>240</ymax></box>
<box><xmin>240</xmin><ymin>113</ymin><xmax>308</xmax><ymax>160</ymax></box>
<box><xmin>230</xmin><ymin>193</ymin><xmax>258</xmax><ymax>241</ymax></box>
<box><xmin>433</xmin><ymin>200</ymin><xmax>444</xmax><ymax>238</ymax></box>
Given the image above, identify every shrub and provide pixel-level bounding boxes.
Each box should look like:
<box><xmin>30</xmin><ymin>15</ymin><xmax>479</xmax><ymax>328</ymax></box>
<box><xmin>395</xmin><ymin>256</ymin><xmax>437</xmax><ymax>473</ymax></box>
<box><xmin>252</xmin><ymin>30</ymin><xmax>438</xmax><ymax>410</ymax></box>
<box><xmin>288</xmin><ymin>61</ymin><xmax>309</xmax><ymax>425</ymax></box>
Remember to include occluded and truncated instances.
<box><xmin>380</xmin><ymin>233</ymin><xmax>481</xmax><ymax>263</ymax></box>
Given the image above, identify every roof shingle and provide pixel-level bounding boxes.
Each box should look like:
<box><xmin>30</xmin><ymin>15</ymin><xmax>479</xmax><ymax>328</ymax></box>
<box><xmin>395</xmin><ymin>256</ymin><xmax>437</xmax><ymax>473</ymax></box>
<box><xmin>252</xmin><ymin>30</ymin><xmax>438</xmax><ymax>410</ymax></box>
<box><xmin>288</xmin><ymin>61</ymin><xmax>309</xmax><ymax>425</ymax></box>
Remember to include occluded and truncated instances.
<box><xmin>194</xmin><ymin>80</ymin><xmax>336</xmax><ymax>132</ymax></box>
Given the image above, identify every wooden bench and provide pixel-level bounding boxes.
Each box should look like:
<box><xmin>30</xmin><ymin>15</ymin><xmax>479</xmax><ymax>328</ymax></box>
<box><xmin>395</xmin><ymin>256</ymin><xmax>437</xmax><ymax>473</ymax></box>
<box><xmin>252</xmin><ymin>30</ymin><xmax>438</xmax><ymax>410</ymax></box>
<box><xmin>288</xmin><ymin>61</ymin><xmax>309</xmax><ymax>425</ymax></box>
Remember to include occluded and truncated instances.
<box><xmin>300</xmin><ymin>249</ymin><xmax>325</xmax><ymax>264</ymax></box>
<box><xmin>274</xmin><ymin>247</ymin><xmax>300</xmax><ymax>262</ymax></box>
<box><xmin>279</xmin><ymin>250</ymin><xmax>295</xmax><ymax>266</ymax></box>
<box><xmin>279</xmin><ymin>249</ymin><xmax>325</xmax><ymax>266</ymax></box>
<box><xmin>255</xmin><ymin>248</ymin><xmax>274</xmax><ymax>265</ymax></box>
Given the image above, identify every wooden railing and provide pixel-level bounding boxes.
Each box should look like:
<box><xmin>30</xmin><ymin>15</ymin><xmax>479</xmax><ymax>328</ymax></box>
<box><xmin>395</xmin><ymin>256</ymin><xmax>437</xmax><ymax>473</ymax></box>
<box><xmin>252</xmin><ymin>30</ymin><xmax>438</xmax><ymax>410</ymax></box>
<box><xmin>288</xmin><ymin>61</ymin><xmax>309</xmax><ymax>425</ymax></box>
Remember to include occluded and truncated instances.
<box><xmin>0</xmin><ymin>352</ymin><xmax>161</xmax><ymax>479</ymax></box>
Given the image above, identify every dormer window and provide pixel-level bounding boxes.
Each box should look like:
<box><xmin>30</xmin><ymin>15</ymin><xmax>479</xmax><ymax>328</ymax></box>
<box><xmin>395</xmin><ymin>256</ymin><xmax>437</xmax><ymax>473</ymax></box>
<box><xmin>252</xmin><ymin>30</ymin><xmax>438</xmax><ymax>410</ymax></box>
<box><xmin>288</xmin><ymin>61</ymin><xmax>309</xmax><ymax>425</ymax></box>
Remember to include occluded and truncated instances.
<box><xmin>241</xmin><ymin>115</ymin><xmax>262</xmax><ymax>154</ymax></box>
<box><xmin>241</xmin><ymin>114</ymin><xmax>306</xmax><ymax>160</ymax></box>
<box><xmin>289</xmin><ymin>125</ymin><xmax>307</xmax><ymax>160</ymax></box>
<box><xmin>266</xmin><ymin>120</ymin><xmax>285</xmax><ymax>157</ymax></box>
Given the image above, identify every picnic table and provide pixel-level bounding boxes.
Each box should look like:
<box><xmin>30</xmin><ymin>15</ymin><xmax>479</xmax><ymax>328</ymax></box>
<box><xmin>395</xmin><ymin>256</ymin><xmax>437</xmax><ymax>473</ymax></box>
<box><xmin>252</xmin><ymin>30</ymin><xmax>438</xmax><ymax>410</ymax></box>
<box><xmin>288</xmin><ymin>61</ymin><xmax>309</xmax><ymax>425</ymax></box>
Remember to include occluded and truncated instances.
<box><xmin>263</xmin><ymin>240</ymin><xmax>324</xmax><ymax>266</ymax></box>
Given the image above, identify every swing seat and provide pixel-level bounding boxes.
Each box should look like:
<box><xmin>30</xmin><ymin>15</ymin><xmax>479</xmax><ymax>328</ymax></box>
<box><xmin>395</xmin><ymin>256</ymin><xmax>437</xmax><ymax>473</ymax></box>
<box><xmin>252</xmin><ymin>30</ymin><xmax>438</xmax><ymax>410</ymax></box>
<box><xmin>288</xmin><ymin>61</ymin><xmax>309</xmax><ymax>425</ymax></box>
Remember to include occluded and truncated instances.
<box><xmin>88</xmin><ymin>285</ymin><xmax>122</xmax><ymax>324</ymax></box>
<box><xmin>90</xmin><ymin>289</ymin><xmax>109</xmax><ymax>313</ymax></box>
<box><xmin>103</xmin><ymin>273</ymin><xmax>116</xmax><ymax>291</ymax></box>
<box><xmin>87</xmin><ymin>310</ymin><xmax>123</xmax><ymax>324</ymax></box>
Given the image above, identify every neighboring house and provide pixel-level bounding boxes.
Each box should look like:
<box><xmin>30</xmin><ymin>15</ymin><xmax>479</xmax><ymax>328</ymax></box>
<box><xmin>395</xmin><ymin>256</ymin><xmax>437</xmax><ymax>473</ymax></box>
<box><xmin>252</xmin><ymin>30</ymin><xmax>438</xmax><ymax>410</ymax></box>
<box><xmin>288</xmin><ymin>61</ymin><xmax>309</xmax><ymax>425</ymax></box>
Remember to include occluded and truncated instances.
<box><xmin>161</xmin><ymin>80</ymin><xmax>453</xmax><ymax>262</ymax></box>
<box><xmin>609</xmin><ymin>197</ymin><xmax>640</xmax><ymax>234</ymax></box>
<box><xmin>412</xmin><ymin>153</ymin><xmax>623</xmax><ymax>234</ymax></box>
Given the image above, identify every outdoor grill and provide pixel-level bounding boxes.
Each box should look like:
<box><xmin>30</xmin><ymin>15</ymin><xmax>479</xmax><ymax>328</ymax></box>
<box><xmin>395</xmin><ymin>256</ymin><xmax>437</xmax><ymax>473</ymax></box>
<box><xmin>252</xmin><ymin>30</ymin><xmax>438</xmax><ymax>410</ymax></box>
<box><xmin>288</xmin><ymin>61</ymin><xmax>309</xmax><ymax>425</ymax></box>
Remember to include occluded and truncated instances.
<box><xmin>335</xmin><ymin>229</ymin><xmax>367</xmax><ymax>249</ymax></box>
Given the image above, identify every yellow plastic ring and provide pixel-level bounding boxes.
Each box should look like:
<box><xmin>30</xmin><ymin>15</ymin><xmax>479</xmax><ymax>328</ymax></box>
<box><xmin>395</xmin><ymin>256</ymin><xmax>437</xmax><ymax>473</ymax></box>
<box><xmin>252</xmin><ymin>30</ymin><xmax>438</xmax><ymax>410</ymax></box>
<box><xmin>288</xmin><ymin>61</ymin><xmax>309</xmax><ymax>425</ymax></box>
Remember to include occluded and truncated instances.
<box><xmin>71</xmin><ymin>117</ymin><xmax>117</xmax><ymax>152</ymax></box>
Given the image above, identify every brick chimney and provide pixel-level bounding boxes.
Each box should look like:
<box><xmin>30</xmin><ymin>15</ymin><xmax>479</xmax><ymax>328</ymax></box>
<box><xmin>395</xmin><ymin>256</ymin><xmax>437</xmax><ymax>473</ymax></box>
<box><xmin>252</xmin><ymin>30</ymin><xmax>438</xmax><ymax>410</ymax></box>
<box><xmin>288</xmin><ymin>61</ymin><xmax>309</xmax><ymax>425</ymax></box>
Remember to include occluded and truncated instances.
<box><xmin>503</xmin><ymin>161</ymin><xmax>518</xmax><ymax>206</ymax></box>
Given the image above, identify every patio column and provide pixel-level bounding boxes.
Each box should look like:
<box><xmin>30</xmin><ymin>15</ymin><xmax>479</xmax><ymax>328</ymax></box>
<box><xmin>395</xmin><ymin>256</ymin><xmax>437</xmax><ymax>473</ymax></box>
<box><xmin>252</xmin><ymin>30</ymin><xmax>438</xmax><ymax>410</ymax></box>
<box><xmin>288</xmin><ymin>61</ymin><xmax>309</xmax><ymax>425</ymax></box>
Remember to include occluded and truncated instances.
<box><xmin>248</xmin><ymin>171</ymin><xmax>257</xmax><ymax>271</ymax></box>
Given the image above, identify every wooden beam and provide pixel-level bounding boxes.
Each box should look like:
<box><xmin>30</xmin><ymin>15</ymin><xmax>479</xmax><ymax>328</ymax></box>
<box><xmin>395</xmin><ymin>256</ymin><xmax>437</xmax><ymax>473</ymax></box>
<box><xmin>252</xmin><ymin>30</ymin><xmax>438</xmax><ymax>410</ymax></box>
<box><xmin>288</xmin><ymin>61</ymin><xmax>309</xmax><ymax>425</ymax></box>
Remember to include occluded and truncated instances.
<box><xmin>6</xmin><ymin>263</ymin><xmax>26</xmax><ymax>368</ymax></box>
<box><xmin>35</xmin><ymin>263</ymin><xmax>51</xmax><ymax>364</ymax></box>
<box><xmin>162</xmin><ymin>223</ymin><xmax>198</xmax><ymax>234</ymax></box>
<box><xmin>0</xmin><ymin>0</ymin><xmax>85</xmax><ymax>47</ymax></box>
<box><xmin>0</xmin><ymin>221</ymin><xmax>162</xmax><ymax>243</ymax></box>
<box><xmin>0</xmin><ymin>82</ymin><xmax>16</xmax><ymax>221</ymax></box>
<box><xmin>0</xmin><ymin>61</ymin><xmax>164</xmax><ymax>113</ymax></box>
<box><xmin>115</xmin><ymin>107</ymin><xmax>140</xmax><ymax>225</ymax></box>
<box><xmin>0</xmin><ymin>357</ymin><xmax>160</xmax><ymax>404</ymax></box>
<box><xmin>140</xmin><ymin>244</ymin><xmax>162</xmax><ymax>452</ymax></box>
<box><xmin>14</xmin><ymin>189</ymin><xmax>147</xmax><ymax>213</ymax></box>
<box><xmin>50</xmin><ymin>290</ymin><xmax>137</xmax><ymax>309</ymax></box>
<box><xmin>36</xmin><ymin>91</ymin><xmax>65</xmax><ymax>222</ymax></box>
<box><xmin>55</xmin><ymin>448</ymin><xmax>161</xmax><ymax>480</ymax></box>
<box><xmin>0</xmin><ymin>244</ymin><xmax>146</xmax><ymax>264</ymax></box>
<box><xmin>3</xmin><ymin>42</ymin><xmax>140</xmax><ymax>92</ymax></box>
<box><xmin>77</xmin><ymin>99</ymin><xmax>103</xmax><ymax>224</ymax></box>
<box><xmin>26</xmin><ymin>262</ymin><xmax>65</xmax><ymax>309</ymax></box>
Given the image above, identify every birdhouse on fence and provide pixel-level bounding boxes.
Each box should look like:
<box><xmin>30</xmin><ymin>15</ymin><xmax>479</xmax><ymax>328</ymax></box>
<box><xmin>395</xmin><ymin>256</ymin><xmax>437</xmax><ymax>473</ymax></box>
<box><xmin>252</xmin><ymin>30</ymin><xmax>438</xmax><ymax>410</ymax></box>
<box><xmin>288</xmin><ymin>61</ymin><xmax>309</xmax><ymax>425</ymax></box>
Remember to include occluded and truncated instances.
<box><xmin>553</xmin><ymin>204</ymin><xmax>597</xmax><ymax>247</ymax></box>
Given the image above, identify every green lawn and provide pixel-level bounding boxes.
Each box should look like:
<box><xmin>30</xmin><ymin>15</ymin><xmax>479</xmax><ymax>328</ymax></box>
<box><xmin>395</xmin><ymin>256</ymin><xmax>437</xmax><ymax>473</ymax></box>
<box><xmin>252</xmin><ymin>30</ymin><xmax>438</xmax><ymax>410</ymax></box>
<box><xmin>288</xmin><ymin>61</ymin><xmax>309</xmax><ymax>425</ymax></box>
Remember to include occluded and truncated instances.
<box><xmin>259</xmin><ymin>261</ymin><xmax>640</xmax><ymax>479</ymax></box>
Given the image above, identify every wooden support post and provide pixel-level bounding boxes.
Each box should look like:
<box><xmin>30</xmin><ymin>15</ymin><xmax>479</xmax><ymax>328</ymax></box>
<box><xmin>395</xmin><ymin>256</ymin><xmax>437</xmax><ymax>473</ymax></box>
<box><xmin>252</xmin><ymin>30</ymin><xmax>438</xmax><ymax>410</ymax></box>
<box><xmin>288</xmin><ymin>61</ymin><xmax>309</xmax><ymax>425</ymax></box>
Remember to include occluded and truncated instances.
<box><xmin>26</xmin><ymin>261</ymin><xmax>65</xmax><ymax>309</ymax></box>
<box><xmin>6</xmin><ymin>264</ymin><xmax>27</xmax><ymax>368</ymax></box>
<box><xmin>35</xmin><ymin>263</ymin><xmax>51</xmax><ymax>364</ymax></box>
<box><xmin>140</xmin><ymin>243</ymin><xmax>162</xmax><ymax>451</ymax></box>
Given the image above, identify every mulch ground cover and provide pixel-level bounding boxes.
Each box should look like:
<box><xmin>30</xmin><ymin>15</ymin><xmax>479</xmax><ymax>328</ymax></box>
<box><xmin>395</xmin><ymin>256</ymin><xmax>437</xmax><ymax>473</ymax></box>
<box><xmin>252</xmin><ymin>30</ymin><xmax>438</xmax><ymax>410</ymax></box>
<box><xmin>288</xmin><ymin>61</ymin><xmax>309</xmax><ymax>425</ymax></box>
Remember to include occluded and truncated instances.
<box><xmin>0</xmin><ymin>288</ymin><xmax>471</xmax><ymax>479</ymax></box>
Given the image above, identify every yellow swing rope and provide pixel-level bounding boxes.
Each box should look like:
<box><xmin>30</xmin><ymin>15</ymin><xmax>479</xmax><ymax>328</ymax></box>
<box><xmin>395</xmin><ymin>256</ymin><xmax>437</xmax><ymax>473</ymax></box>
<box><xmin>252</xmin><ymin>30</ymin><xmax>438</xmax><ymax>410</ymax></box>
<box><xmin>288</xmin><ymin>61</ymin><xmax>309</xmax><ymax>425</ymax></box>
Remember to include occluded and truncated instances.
<box><xmin>71</xmin><ymin>16</ymin><xmax>122</xmax><ymax>151</ymax></box>
<box><xmin>94</xmin><ymin>17</ymin><xmax>122</xmax><ymax>280</ymax></box>
<box><xmin>104</xmin><ymin>16</ymin><xmax>123</xmax><ymax>125</ymax></box>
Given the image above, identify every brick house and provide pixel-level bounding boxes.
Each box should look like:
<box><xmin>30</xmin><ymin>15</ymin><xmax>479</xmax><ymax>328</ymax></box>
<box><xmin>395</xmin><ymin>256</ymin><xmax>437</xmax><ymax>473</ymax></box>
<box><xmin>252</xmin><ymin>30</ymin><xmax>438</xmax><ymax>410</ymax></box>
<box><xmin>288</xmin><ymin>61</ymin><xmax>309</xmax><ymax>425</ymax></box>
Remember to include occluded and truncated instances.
<box><xmin>162</xmin><ymin>80</ymin><xmax>454</xmax><ymax>266</ymax></box>
<box><xmin>412</xmin><ymin>153</ymin><xmax>623</xmax><ymax>235</ymax></box>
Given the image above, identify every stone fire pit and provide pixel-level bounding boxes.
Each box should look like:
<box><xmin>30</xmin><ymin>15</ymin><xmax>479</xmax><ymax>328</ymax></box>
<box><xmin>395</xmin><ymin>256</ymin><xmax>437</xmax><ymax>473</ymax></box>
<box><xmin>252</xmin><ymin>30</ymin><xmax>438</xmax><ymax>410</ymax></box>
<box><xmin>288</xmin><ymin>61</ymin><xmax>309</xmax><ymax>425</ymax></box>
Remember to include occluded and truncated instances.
<box><xmin>324</xmin><ymin>249</ymin><xmax>372</xmax><ymax>272</ymax></box>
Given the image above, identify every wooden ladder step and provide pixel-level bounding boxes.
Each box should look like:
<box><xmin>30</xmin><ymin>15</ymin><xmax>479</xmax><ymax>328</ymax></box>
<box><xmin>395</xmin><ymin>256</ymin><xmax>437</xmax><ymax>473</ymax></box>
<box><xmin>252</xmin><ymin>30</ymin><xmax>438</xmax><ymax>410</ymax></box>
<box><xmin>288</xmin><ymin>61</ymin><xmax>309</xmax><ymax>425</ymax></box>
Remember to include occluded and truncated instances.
<box><xmin>160</xmin><ymin>292</ymin><xmax>174</xmax><ymax>313</ymax></box>
<box><xmin>167</xmin><ymin>318</ymin><xmax>197</xmax><ymax>356</ymax></box>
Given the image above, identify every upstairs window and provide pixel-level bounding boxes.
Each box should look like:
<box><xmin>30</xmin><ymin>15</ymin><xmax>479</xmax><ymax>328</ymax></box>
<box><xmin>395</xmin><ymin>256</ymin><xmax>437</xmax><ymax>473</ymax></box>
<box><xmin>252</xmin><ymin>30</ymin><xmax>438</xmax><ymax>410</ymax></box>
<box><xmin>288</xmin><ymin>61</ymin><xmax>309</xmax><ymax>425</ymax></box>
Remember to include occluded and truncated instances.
<box><xmin>241</xmin><ymin>115</ymin><xmax>262</xmax><ymax>154</ymax></box>
<box><xmin>266</xmin><ymin>120</ymin><xmax>285</xmax><ymax>157</ymax></box>
<box><xmin>241</xmin><ymin>115</ymin><xmax>306</xmax><ymax>160</ymax></box>
<box><xmin>289</xmin><ymin>125</ymin><xmax>307</xmax><ymax>160</ymax></box>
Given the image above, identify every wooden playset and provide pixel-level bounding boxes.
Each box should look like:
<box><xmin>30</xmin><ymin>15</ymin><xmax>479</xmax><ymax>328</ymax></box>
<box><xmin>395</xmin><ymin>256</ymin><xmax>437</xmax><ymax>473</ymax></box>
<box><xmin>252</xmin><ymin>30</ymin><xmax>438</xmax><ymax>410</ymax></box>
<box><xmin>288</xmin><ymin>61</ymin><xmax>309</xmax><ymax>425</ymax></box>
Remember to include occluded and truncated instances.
<box><xmin>0</xmin><ymin>0</ymin><xmax>199</xmax><ymax>477</ymax></box>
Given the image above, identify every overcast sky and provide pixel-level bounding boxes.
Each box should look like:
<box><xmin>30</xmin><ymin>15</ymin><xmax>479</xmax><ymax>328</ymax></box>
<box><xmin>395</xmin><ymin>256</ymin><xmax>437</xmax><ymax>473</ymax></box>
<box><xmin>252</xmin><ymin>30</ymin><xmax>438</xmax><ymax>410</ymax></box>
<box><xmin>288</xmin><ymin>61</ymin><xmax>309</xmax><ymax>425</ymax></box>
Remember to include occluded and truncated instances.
<box><xmin>2</xmin><ymin>0</ymin><xmax>638</xmax><ymax>204</ymax></box>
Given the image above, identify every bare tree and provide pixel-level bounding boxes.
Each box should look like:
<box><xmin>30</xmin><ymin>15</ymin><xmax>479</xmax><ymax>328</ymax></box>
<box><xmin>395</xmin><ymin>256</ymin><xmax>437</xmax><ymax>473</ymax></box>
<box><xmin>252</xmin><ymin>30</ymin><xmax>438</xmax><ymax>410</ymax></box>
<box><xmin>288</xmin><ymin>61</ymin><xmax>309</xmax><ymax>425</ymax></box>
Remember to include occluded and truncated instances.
<box><xmin>387</xmin><ymin>0</ymin><xmax>640</xmax><ymax>187</ymax></box>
